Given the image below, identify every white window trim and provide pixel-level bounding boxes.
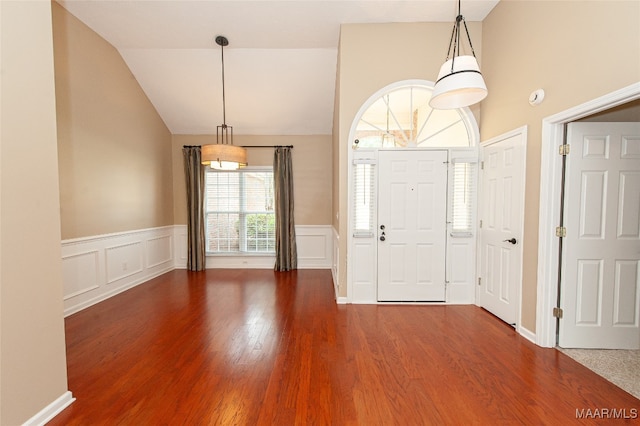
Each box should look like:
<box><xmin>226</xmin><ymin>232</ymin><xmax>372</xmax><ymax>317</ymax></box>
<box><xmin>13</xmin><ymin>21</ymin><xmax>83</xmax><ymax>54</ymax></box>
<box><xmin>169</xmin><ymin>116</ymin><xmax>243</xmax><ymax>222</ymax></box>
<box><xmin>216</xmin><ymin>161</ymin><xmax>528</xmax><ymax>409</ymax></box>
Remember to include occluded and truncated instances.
<box><xmin>204</xmin><ymin>166</ymin><xmax>275</xmax><ymax>256</ymax></box>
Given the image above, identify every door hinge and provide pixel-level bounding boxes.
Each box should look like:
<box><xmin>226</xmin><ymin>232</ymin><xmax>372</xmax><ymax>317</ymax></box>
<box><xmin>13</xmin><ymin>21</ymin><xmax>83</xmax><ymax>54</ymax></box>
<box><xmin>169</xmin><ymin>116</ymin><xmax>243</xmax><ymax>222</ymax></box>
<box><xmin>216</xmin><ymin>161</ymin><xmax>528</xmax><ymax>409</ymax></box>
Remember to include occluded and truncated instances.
<box><xmin>478</xmin><ymin>277</ymin><xmax>482</xmax><ymax>286</ymax></box>
<box><xmin>558</xmin><ymin>144</ymin><xmax>571</xmax><ymax>156</ymax></box>
<box><xmin>553</xmin><ymin>307</ymin><xmax>564</xmax><ymax>319</ymax></box>
<box><xmin>480</xmin><ymin>161</ymin><xmax>485</xmax><ymax>170</ymax></box>
<box><xmin>479</xmin><ymin>219</ymin><xmax>483</xmax><ymax>229</ymax></box>
<box><xmin>555</xmin><ymin>226</ymin><xmax>566</xmax><ymax>238</ymax></box>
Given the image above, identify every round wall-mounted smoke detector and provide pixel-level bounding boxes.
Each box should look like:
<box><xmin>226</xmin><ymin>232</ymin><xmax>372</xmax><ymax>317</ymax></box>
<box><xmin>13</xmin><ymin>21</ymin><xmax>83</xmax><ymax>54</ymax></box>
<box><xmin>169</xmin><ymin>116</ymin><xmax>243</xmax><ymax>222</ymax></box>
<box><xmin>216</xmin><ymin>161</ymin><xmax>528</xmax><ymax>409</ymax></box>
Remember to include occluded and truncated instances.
<box><xmin>529</xmin><ymin>89</ymin><xmax>545</xmax><ymax>106</ymax></box>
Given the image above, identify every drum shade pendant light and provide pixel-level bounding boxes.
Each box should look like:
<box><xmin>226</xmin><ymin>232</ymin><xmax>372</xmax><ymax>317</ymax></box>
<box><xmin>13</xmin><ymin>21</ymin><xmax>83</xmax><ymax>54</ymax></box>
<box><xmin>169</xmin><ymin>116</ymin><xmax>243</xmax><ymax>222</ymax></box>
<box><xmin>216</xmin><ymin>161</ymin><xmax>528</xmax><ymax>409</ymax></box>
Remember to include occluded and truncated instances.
<box><xmin>201</xmin><ymin>36</ymin><xmax>247</xmax><ymax>170</ymax></box>
<box><xmin>429</xmin><ymin>0</ymin><xmax>487</xmax><ymax>109</ymax></box>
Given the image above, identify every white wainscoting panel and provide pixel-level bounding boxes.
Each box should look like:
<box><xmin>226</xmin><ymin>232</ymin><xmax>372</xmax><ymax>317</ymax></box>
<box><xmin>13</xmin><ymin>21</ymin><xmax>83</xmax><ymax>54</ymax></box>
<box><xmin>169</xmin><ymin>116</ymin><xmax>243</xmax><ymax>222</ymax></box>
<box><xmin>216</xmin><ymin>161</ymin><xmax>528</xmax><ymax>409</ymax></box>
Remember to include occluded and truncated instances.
<box><xmin>62</xmin><ymin>250</ymin><xmax>100</xmax><ymax>299</ymax></box>
<box><xmin>62</xmin><ymin>226</ymin><xmax>175</xmax><ymax>316</ymax></box>
<box><xmin>296</xmin><ymin>225</ymin><xmax>333</xmax><ymax>269</ymax></box>
<box><xmin>332</xmin><ymin>227</ymin><xmax>339</xmax><ymax>284</ymax></box>
<box><xmin>174</xmin><ymin>224</ymin><xmax>333</xmax><ymax>270</ymax></box>
<box><xmin>174</xmin><ymin>225</ymin><xmax>188</xmax><ymax>269</ymax></box>
<box><xmin>105</xmin><ymin>241</ymin><xmax>144</xmax><ymax>284</ymax></box>
<box><xmin>333</xmin><ymin>228</ymin><xmax>347</xmax><ymax>303</ymax></box>
<box><xmin>206</xmin><ymin>255</ymin><xmax>276</xmax><ymax>269</ymax></box>
<box><xmin>147</xmin><ymin>234</ymin><xmax>173</xmax><ymax>268</ymax></box>
<box><xmin>64</xmin><ymin>225</ymin><xmax>333</xmax><ymax>316</ymax></box>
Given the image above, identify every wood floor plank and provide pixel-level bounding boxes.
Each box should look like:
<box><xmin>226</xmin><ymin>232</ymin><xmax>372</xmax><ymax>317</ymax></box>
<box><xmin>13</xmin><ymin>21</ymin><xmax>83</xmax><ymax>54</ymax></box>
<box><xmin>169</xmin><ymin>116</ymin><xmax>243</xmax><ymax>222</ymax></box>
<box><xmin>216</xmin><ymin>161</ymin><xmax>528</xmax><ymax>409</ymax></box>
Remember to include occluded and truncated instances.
<box><xmin>49</xmin><ymin>269</ymin><xmax>639</xmax><ymax>425</ymax></box>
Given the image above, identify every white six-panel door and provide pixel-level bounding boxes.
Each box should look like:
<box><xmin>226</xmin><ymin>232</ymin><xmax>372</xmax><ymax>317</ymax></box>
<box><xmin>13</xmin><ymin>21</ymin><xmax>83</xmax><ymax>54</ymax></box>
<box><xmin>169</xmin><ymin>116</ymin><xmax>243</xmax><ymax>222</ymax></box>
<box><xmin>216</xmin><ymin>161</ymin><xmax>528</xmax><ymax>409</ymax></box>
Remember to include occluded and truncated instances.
<box><xmin>478</xmin><ymin>130</ymin><xmax>526</xmax><ymax>325</ymax></box>
<box><xmin>377</xmin><ymin>150</ymin><xmax>448</xmax><ymax>301</ymax></box>
<box><xmin>559</xmin><ymin>122</ymin><xmax>640</xmax><ymax>349</ymax></box>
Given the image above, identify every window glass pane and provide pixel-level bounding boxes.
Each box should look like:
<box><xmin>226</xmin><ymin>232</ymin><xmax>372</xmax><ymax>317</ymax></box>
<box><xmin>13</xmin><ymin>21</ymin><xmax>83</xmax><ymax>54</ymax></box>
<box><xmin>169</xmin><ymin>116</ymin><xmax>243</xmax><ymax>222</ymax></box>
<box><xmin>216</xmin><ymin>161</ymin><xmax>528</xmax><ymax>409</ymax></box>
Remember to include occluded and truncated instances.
<box><xmin>354</xmin><ymin>83</ymin><xmax>472</xmax><ymax>149</ymax></box>
<box><xmin>353</xmin><ymin>163</ymin><xmax>376</xmax><ymax>237</ymax></box>
<box><xmin>206</xmin><ymin>213</ymin><xmax>239</xmax><ymax>252</ymax></box>
<box><xmin>451</xmin><ymin>161</ymin><xmax>477</xmax><ymax>234</ymax></box>
<box><xmin>246</xmin><ymin>213</ymin><xmax>275</xmax><ymax>252</ymax></box>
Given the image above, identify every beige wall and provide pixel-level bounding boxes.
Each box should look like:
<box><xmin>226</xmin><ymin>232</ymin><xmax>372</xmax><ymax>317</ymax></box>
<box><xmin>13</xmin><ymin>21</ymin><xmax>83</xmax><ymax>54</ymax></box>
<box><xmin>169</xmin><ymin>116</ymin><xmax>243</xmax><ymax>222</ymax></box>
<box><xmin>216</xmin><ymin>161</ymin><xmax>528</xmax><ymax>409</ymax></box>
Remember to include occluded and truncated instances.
<box><xmin>332</xmin><ymin>38</ymin><xmax>342</xmax><ymax>232</ymax></box>
<box><xmin>172</xmin><ymin>135</ymin><xmax>332</xmax><ymax>226</ymax></box>
<box><xmin>481</xmin><ymin>0</ymin><xmax>640</xmax><ymax>332</ymax></box>
<box><xmin>336</xmin><ymin>22</ymin><xmax>483</xmax><ymax>297</ymax></box>
<box><xmin>53</xmin><ymin>2</ymin><xmax>174</xmax><ymax>240</ymax></box>
<box><xmin>0</xmin><ymin>1</ymin><xmax>69</xmax><ymax>424</ymax></box>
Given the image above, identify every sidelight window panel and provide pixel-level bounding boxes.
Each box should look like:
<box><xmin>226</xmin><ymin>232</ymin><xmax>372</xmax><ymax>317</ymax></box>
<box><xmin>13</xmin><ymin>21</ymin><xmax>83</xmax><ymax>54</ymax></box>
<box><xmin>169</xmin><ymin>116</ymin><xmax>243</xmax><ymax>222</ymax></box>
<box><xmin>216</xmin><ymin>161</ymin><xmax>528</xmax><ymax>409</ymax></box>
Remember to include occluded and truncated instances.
<box><xmin>352</xmin><ymin>161</ymin><xmax>376</xmax><ymax>237</ymax></box>
<box><xmin>451</xmin><ymin>160</ymin><xmax>477</xmax><ymax>235</ymax></box>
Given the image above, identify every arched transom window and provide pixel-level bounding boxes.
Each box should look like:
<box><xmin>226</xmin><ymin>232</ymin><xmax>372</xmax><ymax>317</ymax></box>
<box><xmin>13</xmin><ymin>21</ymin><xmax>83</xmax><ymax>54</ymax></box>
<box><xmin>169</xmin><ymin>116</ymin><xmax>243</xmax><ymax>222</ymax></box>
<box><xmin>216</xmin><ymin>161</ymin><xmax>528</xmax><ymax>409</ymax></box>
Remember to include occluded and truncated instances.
<box><xmin>353</xmin><ymin>81</ymin><xmax>477</xmax><ymax>149</ymax></box>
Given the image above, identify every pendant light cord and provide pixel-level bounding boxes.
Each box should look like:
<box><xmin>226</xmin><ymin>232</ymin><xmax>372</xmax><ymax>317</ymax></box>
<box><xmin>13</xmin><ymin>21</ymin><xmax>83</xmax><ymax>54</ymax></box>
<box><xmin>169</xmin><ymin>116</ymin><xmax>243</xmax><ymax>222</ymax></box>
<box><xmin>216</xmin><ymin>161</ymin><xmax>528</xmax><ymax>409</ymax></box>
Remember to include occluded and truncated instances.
<box><xmin>454</xmin><ymin>0</ymin><xmax>461</xmax><ymax>57</ymax></box>
<box><xmin>215</xmin><ymin>35</ymin><xmax>232</xmax><ymax>145</ymax></box>
<box><xmin>444</xmin><ymin>0</ymin><xmax>478</xmax><ymax>71</ymax></box>
<box><xmin>220</xmin><ymin>41</ymin><xmax>227</xmax><ymax>127</ymax></box>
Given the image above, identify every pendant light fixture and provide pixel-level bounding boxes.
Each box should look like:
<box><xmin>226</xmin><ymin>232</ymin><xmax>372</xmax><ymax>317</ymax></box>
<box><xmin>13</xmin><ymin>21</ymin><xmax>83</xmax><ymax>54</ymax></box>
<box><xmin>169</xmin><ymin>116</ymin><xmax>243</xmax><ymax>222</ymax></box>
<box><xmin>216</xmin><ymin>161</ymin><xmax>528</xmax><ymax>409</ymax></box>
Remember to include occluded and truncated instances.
<box><xmin>201</xmin><ymin>35</ymin><xmax>247</xmax><ymax>170</ymax></box>
<box><xmin>429</xmin><ymin>0</ymin><xmax>488</xmax><ymax>110</ymax></box>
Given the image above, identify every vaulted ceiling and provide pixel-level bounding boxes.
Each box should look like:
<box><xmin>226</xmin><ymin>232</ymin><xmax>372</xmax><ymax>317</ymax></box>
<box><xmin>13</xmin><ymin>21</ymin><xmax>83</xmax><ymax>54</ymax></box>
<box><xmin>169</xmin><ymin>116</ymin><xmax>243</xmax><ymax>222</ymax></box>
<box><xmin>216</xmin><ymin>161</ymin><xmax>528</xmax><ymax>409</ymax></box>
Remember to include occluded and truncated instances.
<box><xmin>57</xmin><ymin>0</ymin><xmax>499</xmax><ymax>135</ymax></box>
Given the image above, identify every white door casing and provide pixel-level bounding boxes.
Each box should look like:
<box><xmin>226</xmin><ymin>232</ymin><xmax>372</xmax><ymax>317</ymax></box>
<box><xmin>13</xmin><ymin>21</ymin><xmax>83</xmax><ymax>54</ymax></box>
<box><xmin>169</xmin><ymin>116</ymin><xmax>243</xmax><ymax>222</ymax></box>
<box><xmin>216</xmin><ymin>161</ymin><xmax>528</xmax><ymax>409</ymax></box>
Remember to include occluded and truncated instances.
<box><xmin>478</xmin><ymin>128</ymin><xmax>527</xmax><ymax>325</ymax></box>
<box><xmin>559</xmin><ymin>122</ymin><xmax>640</xmax><ymax>349</ymax></box>
<box><xmin>536</xmin><ymin>83</ymin><xmax>640</xmax><ymax>348</ymax></box>
<box><xmin>377</xmin><ymin>150</ymin><xmax>448</xmax><ymax>301</ymax></box>
<box><xmin>346</xmin><ymin>80</ymin><xmax>481</xmax><ymax>305</ymax></box>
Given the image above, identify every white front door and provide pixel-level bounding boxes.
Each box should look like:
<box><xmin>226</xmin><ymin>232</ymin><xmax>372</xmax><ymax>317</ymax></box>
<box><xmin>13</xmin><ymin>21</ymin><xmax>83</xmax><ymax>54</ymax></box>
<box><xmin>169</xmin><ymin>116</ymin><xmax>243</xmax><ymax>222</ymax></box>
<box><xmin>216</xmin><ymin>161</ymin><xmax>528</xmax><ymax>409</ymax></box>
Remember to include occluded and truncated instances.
<box><xmin>559</xmin><ymin>122</ymin><xmax>640</xmax><ymax>349</ymax></box>
<box><xmin>377</xmin><ymin>150</ymin><xmax>448</xmax><ymax>301</ymax></box>
<box><xmin>478</xmin><ymin>129</ymin><xmax>527</xmax><ymax>325</ymax></box>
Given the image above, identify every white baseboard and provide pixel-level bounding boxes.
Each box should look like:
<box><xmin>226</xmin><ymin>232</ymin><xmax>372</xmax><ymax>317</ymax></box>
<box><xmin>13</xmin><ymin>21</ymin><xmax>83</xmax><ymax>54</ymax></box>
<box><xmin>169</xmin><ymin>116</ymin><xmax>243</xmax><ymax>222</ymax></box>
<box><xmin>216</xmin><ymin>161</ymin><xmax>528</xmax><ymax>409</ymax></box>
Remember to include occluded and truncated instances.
<box><xmin>22</xmin><ymin>391</ymin><xmax>74</xmax><ymax>426</ymax></box>
<box><xmin>518</xmin><ymin>325</ymin><xmax>537</xmax><ymax>344</ymax></box>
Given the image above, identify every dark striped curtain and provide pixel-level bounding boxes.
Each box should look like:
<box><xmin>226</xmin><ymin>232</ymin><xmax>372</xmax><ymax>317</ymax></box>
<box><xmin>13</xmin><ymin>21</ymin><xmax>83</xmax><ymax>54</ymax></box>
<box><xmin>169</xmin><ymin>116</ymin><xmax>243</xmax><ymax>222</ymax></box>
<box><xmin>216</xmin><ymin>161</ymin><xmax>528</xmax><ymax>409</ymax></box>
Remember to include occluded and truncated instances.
<box><xmin>274</xmin><ymin>147</ymin><xmax>297</xmax><ymax>271</ymax></box>
<box><xmin>182</xmin><ymin>146</ymin><xmax>206</xmax><ymax>271</ymax></box>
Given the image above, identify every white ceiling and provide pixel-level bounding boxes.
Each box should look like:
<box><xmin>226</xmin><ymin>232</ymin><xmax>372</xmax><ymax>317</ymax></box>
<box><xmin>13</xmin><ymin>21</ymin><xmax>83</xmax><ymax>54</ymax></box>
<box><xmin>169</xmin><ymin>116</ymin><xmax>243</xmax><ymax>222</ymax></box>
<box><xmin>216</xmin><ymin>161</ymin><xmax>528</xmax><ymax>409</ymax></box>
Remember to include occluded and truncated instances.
<box><xmin>57</xmin><ymin>0</ymin><xmax>499</xmax><ymax>135</ymax></box>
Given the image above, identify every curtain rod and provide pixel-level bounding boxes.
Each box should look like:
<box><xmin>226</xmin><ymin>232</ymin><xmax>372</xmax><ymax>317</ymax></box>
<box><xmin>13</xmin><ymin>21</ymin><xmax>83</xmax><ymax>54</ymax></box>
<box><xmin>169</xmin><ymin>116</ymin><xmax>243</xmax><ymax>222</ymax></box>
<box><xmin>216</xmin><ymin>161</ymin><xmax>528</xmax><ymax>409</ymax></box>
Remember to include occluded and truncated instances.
<box><xmin>241</xmin><ymin>145</ymin><xmax>293</xmax><ymax>149</ymax></box>
<box><xmin>182</xmin><ymin>145</ymin><xmax>293</xmax><ymax>148</ymax></box>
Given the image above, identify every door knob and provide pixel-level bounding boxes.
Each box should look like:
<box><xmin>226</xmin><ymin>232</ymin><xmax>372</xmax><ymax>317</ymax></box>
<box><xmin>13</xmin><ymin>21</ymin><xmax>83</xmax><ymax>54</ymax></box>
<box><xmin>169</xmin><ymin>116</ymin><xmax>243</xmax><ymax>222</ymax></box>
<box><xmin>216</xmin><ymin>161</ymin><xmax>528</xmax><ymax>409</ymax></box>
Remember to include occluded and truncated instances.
<box><xmin>380</xmin><ymin>225</ymin><xmax>385</xmax><ymax>230</ymax></box>
<box><xmin>503</xmin><ymin>238</ymin><xmax>517</xmax><ymax>245</ymax></box>
<box><xmin>380</xmin><ymin>235</ymin><xmax>386</xmax><ymax>241</ymax></box>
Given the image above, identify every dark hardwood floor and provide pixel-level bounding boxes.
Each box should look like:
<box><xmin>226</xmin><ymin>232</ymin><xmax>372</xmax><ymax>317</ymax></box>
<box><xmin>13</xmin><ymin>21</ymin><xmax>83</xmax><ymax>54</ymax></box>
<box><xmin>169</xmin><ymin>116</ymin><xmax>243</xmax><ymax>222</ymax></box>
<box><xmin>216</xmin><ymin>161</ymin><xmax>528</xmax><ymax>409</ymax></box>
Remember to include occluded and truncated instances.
<box><xmin>49</xmin><ymin>269</ymin><xmax>639</xmax><ymax>425</ymax></box>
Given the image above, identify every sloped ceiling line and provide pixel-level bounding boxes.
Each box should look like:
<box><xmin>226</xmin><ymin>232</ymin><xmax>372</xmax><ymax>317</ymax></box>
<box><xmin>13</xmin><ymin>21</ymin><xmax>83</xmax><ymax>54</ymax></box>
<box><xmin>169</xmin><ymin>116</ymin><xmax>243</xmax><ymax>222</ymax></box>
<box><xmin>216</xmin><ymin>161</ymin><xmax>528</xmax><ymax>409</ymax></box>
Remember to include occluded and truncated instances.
<box><xmin>57</xmin><ymin>0</ymin><xmax>499</xmax><ymax>135</ymax></box>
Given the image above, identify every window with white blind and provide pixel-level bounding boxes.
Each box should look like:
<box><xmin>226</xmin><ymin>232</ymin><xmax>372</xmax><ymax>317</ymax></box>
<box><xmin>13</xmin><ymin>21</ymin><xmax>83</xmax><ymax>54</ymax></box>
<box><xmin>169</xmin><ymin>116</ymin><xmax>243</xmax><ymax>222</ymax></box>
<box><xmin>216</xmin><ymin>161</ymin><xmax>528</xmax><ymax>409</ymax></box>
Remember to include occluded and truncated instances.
<box><xmin>352</xmin><ymin>160</ymin><xmax>376</xmax><ymax>237</ymax></box>
<box><xmin>204</xmin><ymin>168</ymin><xmax>275</xmax><ymax>253</ymax></box>
<box><xmin>450</xmin><ymin>160</ymin><xmax>477</xmax><ymax>236</ymax></box>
